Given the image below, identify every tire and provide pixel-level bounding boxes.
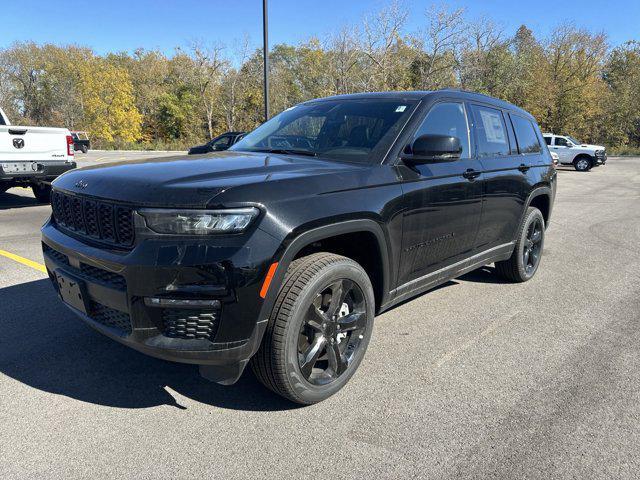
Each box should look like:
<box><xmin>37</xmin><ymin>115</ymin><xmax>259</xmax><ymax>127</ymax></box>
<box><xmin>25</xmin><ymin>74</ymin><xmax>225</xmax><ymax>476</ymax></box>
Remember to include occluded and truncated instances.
<box><xmin>32</xmin><ymin>183</ymin><xmax>52</xmax><ymax>203</ymax></box>
<box><xmin>573</xmin><ymin>156</ymin><xmax>592</xmax><ymax>172</ymax></box>
<box><xmin>495</xmin><ymin>207</ymin><xmax>545</xmax><ymax>282</ymax></box>
<box><xmin>0</xmin><ymin>183</ymin><xmax>9</xmax><ymax>194</ymax></box>
<box><xmin>251</xmin><ymin>252</ymin><xmax>375</xmax><ymax>405</ymax></box>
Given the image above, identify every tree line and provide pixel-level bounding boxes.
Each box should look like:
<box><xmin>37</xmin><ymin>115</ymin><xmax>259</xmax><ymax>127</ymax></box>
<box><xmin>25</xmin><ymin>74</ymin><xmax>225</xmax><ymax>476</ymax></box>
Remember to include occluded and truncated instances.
<box><xmin>1</xmin><ymin>2</ymin><xmax>639</xmax><ymax>152</ymax></box>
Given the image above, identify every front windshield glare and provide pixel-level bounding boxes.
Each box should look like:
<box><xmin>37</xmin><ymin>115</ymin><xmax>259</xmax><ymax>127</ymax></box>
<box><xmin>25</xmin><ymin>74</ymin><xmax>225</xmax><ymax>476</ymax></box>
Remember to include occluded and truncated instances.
<box><xmin>230</xmin><ymin>99</ymin><xmax>417</xmax><ymax>163</ymax></box>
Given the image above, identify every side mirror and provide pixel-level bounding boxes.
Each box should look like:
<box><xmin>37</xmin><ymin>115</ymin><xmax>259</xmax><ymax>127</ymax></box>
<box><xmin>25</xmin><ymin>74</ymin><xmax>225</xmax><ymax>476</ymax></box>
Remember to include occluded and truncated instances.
<box><xmin>401</xmin><ymin>134</ymin><xmax>462</xmax><ymax>164</ymax></box>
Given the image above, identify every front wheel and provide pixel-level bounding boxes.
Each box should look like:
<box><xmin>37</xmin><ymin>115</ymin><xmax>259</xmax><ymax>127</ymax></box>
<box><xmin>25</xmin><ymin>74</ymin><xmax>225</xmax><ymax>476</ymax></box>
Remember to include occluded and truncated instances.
<box><xmin>251</xmin><ymin>252</ymin><xmax>375</xmax><ymax>404</ymax></box>
<box><xmin>32</xmin><ymin>183</ymin><xmax>52</xmax><ymax>203</ymax></box>
<box><xmin>574</xmin><ymin>156</ymin><xmax>592</xmax><ymax>172</ymax></box>
<box><xmin>495</xmin><ymin>207</ymin><xmax>545</xmax><ymax>282</ymax></box>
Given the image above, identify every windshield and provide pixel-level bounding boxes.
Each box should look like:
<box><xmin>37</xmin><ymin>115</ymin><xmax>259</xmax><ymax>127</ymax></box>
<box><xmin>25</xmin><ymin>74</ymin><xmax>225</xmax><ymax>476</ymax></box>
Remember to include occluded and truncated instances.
<box><xmin>567</xmin><ymin>136</ymin><xmax>581</xmax><ymax>145</ymax></box>
<box><xmin>230</xmin><ymin>99</ymin><xmax>418</xmax><ymax>163</ymax></box>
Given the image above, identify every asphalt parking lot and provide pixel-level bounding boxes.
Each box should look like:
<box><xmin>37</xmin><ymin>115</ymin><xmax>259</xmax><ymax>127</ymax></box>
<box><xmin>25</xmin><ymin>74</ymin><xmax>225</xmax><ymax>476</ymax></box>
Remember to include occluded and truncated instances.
<box><xmin>1</xmin><ymin>154</ymin><xmax>639</xmax><ymax>479</ymax></box>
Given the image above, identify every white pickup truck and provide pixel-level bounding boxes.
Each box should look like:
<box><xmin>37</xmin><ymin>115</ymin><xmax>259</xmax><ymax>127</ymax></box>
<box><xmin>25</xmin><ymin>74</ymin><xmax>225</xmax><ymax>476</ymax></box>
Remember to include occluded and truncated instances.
<box><xmin>543</xmin><ymin>133</ymin><xmax>607</xmax><ymax>172</ymax></box>
<box><xmin>0</xmin><ymin>107</ymin><xmax>77</xmax><ymax>202</ymax></box>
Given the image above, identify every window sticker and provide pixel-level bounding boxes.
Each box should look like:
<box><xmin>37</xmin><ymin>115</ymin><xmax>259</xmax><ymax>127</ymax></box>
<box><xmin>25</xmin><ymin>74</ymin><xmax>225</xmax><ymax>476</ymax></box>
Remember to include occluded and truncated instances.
<box><xmin>395</xmin><ymin>105</ymin><xmax>407</xmax><ymax>113</ymax></box>
<box><xmin>479</xmin><ymin>110</ymin><xmax>506</xmax><ymax>144</ymax></box>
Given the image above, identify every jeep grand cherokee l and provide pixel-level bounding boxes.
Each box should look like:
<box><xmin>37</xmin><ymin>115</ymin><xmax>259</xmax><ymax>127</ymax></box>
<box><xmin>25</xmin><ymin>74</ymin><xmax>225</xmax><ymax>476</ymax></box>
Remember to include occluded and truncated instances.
<box><xmin>42</xmin><ymin>90</ymin><xmax>556</xmax><ymax>404</ymax></box>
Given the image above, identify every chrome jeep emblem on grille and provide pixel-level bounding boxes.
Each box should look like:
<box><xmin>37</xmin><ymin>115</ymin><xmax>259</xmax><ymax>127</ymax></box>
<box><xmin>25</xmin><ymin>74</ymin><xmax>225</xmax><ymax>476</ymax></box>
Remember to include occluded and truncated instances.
<box><xmin>75</xmin><ymin>180</ymin><xmax>88</xmax><ymax>189</ymax></box>
<box><xmin>13</xmin><ymin>138</ymin><xmax>25</xmax><ymax>149</ymax></box>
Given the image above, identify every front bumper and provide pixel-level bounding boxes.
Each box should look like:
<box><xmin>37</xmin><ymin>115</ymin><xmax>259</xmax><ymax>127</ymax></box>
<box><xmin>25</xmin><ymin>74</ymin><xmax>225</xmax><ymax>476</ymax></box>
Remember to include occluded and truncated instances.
<box><xmin>0</xmin><ymin>160</ymin><xmax>76</xmax><ymax>182</ymax></box>
<box><xmin>594</xmin><ymin>151</ymin><xmax>607</xmax><ymax>165</ymax></box>
<box><xmin>41</xmin><ymin>219</ymin><xmax>280</xmax><ymax>380</ymax></box>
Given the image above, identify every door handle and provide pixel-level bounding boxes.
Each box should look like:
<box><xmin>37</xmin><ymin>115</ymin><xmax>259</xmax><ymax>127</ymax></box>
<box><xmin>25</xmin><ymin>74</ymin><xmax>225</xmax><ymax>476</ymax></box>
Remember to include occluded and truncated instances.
<box><xmin>518</xmin><ymin>163</ymin><xmax>530</xmax><ymax>173</ymax></box>
<box><xmin>463</xmin><ymin>168</ymin><xmax>481</xmax><ymax>180</ymax></box>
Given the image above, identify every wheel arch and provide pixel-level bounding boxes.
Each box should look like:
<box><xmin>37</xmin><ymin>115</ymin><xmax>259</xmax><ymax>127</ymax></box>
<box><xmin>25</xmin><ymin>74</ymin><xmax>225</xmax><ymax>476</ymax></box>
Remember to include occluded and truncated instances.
<box><xmin>524</xmin><ymin>186</ymin><xmax>552</xmax><ymax>227</ymax></box>
<box><xmin>258</xmin><ymin>219</ymin><xmax>391</xmax><ymax>319</ymax></box>
<box><xmin>572</xmin><ymin>152</ymin><xmax>594</xmax><ymax>164</ymax></box>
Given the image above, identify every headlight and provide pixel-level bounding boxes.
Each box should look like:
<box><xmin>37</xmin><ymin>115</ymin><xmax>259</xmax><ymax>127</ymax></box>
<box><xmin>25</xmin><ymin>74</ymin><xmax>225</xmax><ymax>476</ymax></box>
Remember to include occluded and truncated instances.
<box><xmin>138</xmin><ymin>208</ymin><xmax>259</xmax><ymax>235</ymax></box>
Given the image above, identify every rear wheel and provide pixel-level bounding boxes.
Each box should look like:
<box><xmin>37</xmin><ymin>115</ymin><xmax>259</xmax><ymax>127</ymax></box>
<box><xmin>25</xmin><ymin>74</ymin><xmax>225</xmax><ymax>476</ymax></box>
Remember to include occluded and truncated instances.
<box><xmin>32</xmin><ymin>183</ymin><xmax>52</xmax><ymax>203</ymax></box>
<box><xmin>495</xmin><ymin>207</ymin><xmax>545</xmax><ymax>282</ymax></box>
<box><xmin>574</xmin><ymin>156</ymin><xmax>592</xmax><ymax>172</ymax></box>
<box><xmin>251</xmin><ymin>252</ymin><xmax>375</xmax><ymax>404</ymax></box>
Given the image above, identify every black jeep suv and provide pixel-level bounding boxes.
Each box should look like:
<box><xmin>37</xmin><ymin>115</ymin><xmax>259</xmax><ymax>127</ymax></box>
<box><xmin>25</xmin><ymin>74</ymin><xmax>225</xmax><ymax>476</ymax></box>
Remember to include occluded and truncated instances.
<box><xmin>42</xmin><ymin>90</ymin><xmax>556</xmax><ymax>404</ymax></box>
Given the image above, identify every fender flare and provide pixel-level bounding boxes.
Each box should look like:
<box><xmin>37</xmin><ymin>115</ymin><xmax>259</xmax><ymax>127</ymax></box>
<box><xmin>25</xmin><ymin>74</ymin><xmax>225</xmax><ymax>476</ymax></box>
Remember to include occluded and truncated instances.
<box><xmin>521</xmin><ymin>185</ymin><xmax>553</xmax><ymax>228</ymax></box>
<box><xmin>571</xmin><ymin>152</ymin><xmax>594</xmax><ymax>165</ymax></box>
<box><xmin>257</xmin><ymin>219</ymin><xmax>391</xmax><ymax>321</ymax></box>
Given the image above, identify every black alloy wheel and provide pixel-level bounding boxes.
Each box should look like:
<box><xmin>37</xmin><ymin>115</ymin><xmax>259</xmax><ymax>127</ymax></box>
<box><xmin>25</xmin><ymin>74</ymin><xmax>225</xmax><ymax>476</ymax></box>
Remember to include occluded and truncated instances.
<box><xmin>523</xmin><ymin>217</ymin><xmax>543</xmax><ymax>276</ymax></box>
<box><xmin>495</xmin><ymin>206</ymin><xmax>545</xmax><ymax>282</ymax></box>
<box><xmin>298</xmin><ymin>278</ymin><xmax>368</xmax><ymax>385</ymax></box>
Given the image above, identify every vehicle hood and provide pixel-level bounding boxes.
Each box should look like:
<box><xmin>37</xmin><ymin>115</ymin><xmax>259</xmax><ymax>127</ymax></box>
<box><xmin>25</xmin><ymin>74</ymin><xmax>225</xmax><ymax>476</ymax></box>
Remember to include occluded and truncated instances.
<box><xmin>52</xmin><ymin>151</ymin><xmax>368</xmax><ymax>208</ymax></box>
<box><xmin>575</xmin><ymin>143</ymin><xmax>605</xmax><ymax>150</ymax></box>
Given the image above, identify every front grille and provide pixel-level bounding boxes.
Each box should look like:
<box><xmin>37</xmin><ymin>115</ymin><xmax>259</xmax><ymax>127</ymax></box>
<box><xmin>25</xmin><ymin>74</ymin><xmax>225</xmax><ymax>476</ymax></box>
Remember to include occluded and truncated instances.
<box><xmin>162</xmin><ymin>308</ymin><xmax>220</xmax><ymax>342</ymax></box>
<box><xmin>90</xmin><ymin>301</ymin><xmax>132</xmax><ymax>334</ymax></box>
<box><xmin>51</xmin><ymin>190</ymin><xmax>134</xmax><ymax>248</ymax></box>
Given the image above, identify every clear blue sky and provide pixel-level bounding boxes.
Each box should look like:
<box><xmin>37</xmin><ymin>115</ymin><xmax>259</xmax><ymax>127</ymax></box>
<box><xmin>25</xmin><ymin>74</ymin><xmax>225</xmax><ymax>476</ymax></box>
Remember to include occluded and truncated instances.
<box><xmin>2</xmin><ymin>0</ymin><xmax>638</xmax><ymax>55</ymax></box>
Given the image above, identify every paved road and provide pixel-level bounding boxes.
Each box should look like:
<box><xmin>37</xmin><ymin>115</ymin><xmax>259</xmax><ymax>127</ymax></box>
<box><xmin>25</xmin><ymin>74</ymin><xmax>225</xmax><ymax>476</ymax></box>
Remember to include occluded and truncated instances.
<box><xmin>1</xmin><ymin>157</ymin><xmax>639</xmax><ymax>479</ymax></box>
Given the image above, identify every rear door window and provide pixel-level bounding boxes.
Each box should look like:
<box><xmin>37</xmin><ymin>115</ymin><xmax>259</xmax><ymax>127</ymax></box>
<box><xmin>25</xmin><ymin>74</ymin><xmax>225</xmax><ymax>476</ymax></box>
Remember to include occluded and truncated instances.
<box><xmin>510</xmin><ymin>114</ymin><xmax>542</xmax><ymax>154</ymax></box>
<box><xmin>470</xmin><ymin>105</ymin><xmax>510</xmax><ymax>157</ymax></box>
<box><xmin>543</xmin><ymin>136</ymin><xmax>552</xmax><ymax>145</ymax></box>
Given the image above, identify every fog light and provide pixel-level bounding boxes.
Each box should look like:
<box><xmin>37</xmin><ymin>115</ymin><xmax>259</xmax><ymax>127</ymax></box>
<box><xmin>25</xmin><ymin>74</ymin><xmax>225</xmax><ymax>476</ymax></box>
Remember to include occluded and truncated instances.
<box><xmin>144</xmin><ymin>297</ymin><xmax>221</xmax><ymax>308</ymax></box>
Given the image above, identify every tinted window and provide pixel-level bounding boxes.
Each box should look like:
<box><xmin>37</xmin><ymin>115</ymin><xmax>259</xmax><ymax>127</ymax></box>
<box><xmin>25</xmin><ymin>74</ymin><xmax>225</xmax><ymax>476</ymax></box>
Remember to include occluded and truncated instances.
<box><xmin>471</xmin><ymin>105</ymin><xmax>510</xmax><ymax>157</ymax></box>
<box><xmin>413</xmin><ymin>102</ymin><xmax>470</xmax><ymax>159</ymax></box>
<box><xmin>231</xmin><ymin>99</ymin><xmax>417</xmax><ymax>163</ymax></box>
<box><xmin>543</xmin><ymin>136</ymin><xmax>552</xmax><ymax>145</ymax></box>
<box><xmin>211</xmin><ymin>136</ymin><xmax>231</xmax><ymax>148</ymax></box>
<box><xmin>555</xmin><ymin>137</ymin><xmax>569</xmax><ymax>147</ymax></box>
<box><xmin>510</xmin><ymin>115</ymin><xmax>541</xmax><ymax>154</ymax></box>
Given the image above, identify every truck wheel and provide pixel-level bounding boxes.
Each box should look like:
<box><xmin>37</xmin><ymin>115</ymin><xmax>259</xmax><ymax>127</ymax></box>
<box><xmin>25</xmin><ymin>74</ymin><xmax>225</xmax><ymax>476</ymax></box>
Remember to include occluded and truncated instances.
<box><xmin>495</xmin><ymin>207</ymin><xmax>545</xmax><ymax>282</ymax></box>
<box><xmin>573</xmin><ymin>156</ymin><xmax>592</xmax><ymax>172</ymax></box>
<box><xmin>251</xmin><ymin>252</ymin><xmax>375</xmax><ymax>404</ymax></box>
<box><xmin>32</xmin><ymin>184</ymin><xmax>52</xmax><ymax>203</ymax></box>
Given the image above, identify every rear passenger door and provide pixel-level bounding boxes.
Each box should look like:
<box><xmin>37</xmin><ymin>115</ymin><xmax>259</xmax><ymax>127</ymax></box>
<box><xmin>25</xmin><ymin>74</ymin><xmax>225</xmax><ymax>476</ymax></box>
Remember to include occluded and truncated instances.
<box><xmin>470</xmin><ymin>104</ymin><xmax>531</xmax><ymax>251</ymax></box>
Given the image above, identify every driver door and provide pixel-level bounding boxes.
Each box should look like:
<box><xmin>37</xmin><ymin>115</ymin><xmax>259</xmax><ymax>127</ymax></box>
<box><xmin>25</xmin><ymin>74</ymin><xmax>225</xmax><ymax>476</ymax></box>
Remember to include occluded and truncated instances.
<box><xmin>551</xmin><ymin>136</ymin><xmax>572</xmax><ymax>163</ymax></box>
<box><xmin>397</xmin><ymin>101</ymin><xmax>483</xmax><ymax>288</ymax></box>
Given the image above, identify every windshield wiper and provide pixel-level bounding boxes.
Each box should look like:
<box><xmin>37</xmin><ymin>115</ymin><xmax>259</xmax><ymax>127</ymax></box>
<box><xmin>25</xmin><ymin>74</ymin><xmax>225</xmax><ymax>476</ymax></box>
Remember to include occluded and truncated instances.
<box><xmin>250</xmin><ymin>148</ymin><xmax>318</xmax><ymax>157</ymax></box>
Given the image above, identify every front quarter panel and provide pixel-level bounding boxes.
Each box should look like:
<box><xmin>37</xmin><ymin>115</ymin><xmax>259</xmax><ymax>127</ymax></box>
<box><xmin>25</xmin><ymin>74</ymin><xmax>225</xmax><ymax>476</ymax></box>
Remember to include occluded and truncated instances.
<box><xmin>216</xmin><ymin>164</ymin><xmax>406</xmax><ymax>316</ymax></box>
